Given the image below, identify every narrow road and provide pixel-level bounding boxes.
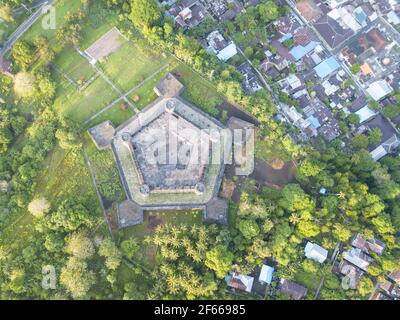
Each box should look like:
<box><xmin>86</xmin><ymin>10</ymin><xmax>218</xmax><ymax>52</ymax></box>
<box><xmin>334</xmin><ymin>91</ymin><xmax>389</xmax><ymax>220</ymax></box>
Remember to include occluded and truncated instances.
<box><xmin>13</xmin><ymin>0</ymin><xmax>50</xmax><ymax>15</ymax></box>
<box><xmin>1</xmin><ymin>0</ymin><xmax>56</xmax><ymax>56</ymax></box>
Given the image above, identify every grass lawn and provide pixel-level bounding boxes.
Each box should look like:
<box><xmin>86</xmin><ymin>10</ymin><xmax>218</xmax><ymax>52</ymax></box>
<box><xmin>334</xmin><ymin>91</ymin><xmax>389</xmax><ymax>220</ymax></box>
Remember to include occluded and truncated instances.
<box><xmin>173</xmin><ymin>63</ymin><xmax>223</xmax><ymax>117</ymax></box>
<box><xmin>21</xmin><ymin>0</ymin><xmax>83</xmax><ymax>44</ymax></box>
<box><xmin>54</xmin><ymin>75</ymin><xmax>120</xmax><ymax>122</ymax></box>
<box><xmin>53</xmin><ymin>46</ymin><xmax>96</xmax><ymax>84</ymax></box>
<box><xmin>98</xmin><ymin>38</ymin><xmax>172</xmax><ymax>92</ymax></box>
<box><xmin>84</xmin><ymin>104</ymin><xmax>135</xmax><ymax>128</ymax></box>
<box><xmin>127</xmin><ymin>61</ymin><xmax>177</xmax><ymax>110</ymax></box>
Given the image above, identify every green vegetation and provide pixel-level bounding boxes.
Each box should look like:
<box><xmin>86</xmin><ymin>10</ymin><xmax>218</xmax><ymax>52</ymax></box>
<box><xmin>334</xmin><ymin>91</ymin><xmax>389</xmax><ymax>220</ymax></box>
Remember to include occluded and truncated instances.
<box><xmin>1</xmin><ymin>0</ymin><xmax>399</xmax><ymax>301</ymax></box>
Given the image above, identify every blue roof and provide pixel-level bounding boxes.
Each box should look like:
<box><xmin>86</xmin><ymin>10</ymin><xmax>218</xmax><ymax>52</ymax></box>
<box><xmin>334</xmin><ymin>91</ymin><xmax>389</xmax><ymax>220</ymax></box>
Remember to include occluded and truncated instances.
<box><xmin>307</xmin><ymin>115</ymin><xmax>321</xmax><ymax>129</ymax></box>
<box><xmin>289</xmin><ymin>41</ymin><xmax>318</xmax><ymax>61</ymax></box>
<box><xmin>314</xmin><ymin>56</ymin><xmax>341</xmax><ymax>78</ymax></box>
<box><xmin>260</xmin><ymin>265</ymin><xmax>274</xmax><ymax>284</ymax></box>
<box><xmin>278</xmin><ymin>33</ymin><xmax>293</xmax><ymax>43</ymax></box>
<box><xmin>355</xmin><ymin>11</ymin><xmax>367</xmax><ymax>25</ymax></box>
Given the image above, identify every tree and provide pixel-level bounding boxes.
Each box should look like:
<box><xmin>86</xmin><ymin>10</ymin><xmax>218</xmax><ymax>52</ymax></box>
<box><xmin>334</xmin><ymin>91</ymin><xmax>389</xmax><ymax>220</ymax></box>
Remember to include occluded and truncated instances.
<box><xmin>205</xmin><ymin>245</ymin><xmax>234</xmax><ymax>278</ymax></box>
<box><xmin>368</xmin><ymin>128</ymin><xmax>382</xmax><ymax>146</ymax></box>
<box><xmin>34</xmin><ymin>36</ymin><xmax>55</xmax><ymax>64</ymax></box>
<box><xmin>60</xmin><ymin>257</ymin><xmax>95</xmax><ymax>299</ymax></box>
<box><xmin>350</xmin><ymin>134</ymin><xmax>369</xmax><ymax>150</ymax></box>
<box><xmin>347</xmin><ymin>113</ymin><xmax>360</xmax><ymax>125</ymax></box>
<box><xmin>28</xmin><ymin>197</ymin><xmax>50</xmax><ymax>218</ymax></box>
<box><xmin>129</xmin><ymin>0</ymin><xmax>162</xmax><ymax>31</ymax></box>
<box><xmin>350</xmin><ymin>63</ymin><xmax>361</xmax><ymax>74</ymax></box>
<box><xmin>13</xmin><ymin>72</ymin><xmax>36</xmax><ymax>98</ymax></box>
<box><xmin>358</xmin><ymin>277</ymin><xmax>374</xmax><ymax>297</ymax></box>
<box><xmin>258</xmin><ymin>1</ymin><xmax>280</xmax><ymax>23</ymax></box>
<box><xmin>99</xmin><ymin>238</ymin><xmax>122</xmax><ymax>270</ymax></box>
<box><xmin>49</xmin><ymin>199</ymin><xmax>94</xmax><ymax>232</ymax></box>
<box><xmin>237</xmin><ymin>219</ymin><xmax>260</xmax><ymax>240</ymax></box>
<box><xmin>65</xmin><ymin>232</ymin><xmax>95</xmax><ymax>259</ymax></box>
<box><xmin>0</xmin><ymin>5</ymin><xmax>14</xmax><ymax>23</ymax></box>
<box><xmin>11</xmin><ymin>41</ymin><xmax>35</xmax><ymax>70</ymax></box>
<box><xmin>120</xmin><ymin>238</ymin><xmax>140</xmax><ymax>259</ymax></box>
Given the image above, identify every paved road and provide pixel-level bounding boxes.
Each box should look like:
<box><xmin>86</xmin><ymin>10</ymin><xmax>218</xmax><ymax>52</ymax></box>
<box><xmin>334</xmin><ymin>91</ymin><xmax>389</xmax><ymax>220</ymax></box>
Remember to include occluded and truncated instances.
<box><xmin>1</xmin><ymin>0</ymin><xmax>55</xmax><ymax>56</ymax></box>
<box><xmin>13</xmin><ymin>0</ymin><xmax>50</xmax><ymax>15</ymax></box>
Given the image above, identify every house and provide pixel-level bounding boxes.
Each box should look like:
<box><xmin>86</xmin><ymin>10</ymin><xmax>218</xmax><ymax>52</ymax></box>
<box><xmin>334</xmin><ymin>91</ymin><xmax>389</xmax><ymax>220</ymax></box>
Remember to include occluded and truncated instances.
<box><xmin>0</xmin><ymin>56</ymin><xmax>13</xmax><ymax>77</ymax></box>
<box><xmin>351</xmin><ymin>233</ymin><xmax>386</xmax><ymax>255</ymax></box>
<box><xmin>296</xmin><ymin>0</ymin><xmax>323</xmax><ymax>23</ymax></box>
<box><xmin>168</xmin><ymin>0</ymin><xmax>207</xmax><ymax>29</ymax></box>
<box><xmin>289</xmin><ymin>41</ymin><xmax>319</xmax><ymax>61</ymax></box>
<box><xmin>366</xmin><ymin>114</ymin><xmax>400</xmax><ymax>161</ymax></box>
<box><xmin>206</xmin><ymin>30</ymin><xmax>237</xmax><ymax>61</ymax></box>
<box><xmin>314</xmin><ymin>15</ymin><xmax>354</xmax><ymax>49</ymax></box>
<box><xmin>387</xmin><ymin>11</ymin><xmax>400</xmax><ymax>26</ymax></box>
<box><xmin>203</xmin><ymin>0</ymin><xmax>243</xmax><ymax>22</ymax></box>
<box><xmin>279</xmin><ymin>279</ymin><xmax>308</xmax><ymax>300</ymax></box>
<box><xmin>259</xmin><ymin>265</ymin><xmax>274</xmax><ymax>285</ymax></box>
<box><xmin>225</xmin><ymin>272</ymin><xmax>254</xmax><ymax>293</ymax></box>
<box><xmin>342</xmin><ymin>247</ymin><xmax>374</xmax><ymax>272</ymax></box>
<box><xmin>304</xmin><ymin>241</ymin><xmax>328</xmax><ymax>263</ymax></box>
<box><xmin>237</xmin><ymin>62</ymin><xmax>262</xmax><ymax>94</ymax></box>
<box><xmin>335</xmin><ymin>260</ymin><xmax>364</xmax><ymax>289</ymax></box>
<box><xmin>314</xmin><ymin>56</ymin><xmax>341</xmax><ymax>79</ymax></box>
<box><xmin>366</xmin><ymin>80</ymin><xmax>393</xmax><ymax>101</ymax></box>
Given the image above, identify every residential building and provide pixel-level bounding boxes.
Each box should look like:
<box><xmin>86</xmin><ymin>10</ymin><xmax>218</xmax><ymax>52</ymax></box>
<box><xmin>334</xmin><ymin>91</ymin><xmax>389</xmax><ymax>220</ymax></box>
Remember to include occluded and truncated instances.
<box><xmin>206</xmin><ymin>30</ymin><xmax>237</xmax><ymax>61</ymax></box>
<box><xmin>304</xmin><ymin>241</ymin><xmax>328</xmax><ymax>263</ymax></box>
<box><xmin>342</xmin><ymin>247</ymin><xmax>374</xmax><ymax>271</ymax></box>
<box><xmin>279</xmin><ymin>279</ymin><xmax>308</xmax><ymax>300</ymax></box>
<box><xmin>225</xmin><ymin>272</ymin><xmax>254</xmax><ymax>293</ymax></box>
<box><xmin>259</xmin><ymin>265</ymin><xmax>274</xmax><ymax>285</ymax></box>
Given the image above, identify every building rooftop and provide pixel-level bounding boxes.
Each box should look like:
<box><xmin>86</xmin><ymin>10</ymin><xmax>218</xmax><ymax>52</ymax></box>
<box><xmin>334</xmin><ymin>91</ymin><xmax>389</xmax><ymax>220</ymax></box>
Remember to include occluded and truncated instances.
<box><xmin>314</xmin><ymin>56</ymin><xmax>341</xmax><ymax>78</ymax></box>
<box><xmin>279</xmin><ymin>279</ymin><xmax>308</xmax><ymax>300</ymax></box>
<box><xmin>117</xmin><ymin>200</ymin><xmax>144</xmax><ymax>228</ymax></box>
<box><xmin>88</xmin><ymin>121</ymin><xmax>115</xmax><ymax>150</ymax></box>
<box><xmin>305</xmin><ymin>241</ymin><xmax>328</xmax><ymax>263</ymax></box>
<box><xmin>314</xmin><ymin>15</ymin><xmax>354</xmax><ymax>49</ymax></box>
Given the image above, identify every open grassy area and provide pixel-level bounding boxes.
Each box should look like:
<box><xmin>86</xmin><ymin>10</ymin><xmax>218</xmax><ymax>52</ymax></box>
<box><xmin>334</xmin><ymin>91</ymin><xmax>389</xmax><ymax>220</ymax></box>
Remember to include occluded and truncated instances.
<box><xmin>98</xmin><ymin>37</ymin><xmax>173</xmax><ymax>92</ymax></box>
<box><xmin>84</xmin><ymin>104</ymin><xmax>135</xmax><ymax>129</ymax></box>
<box><xmin>127</xmin><ymin>62</ymin><xmax>177</xmax><ymax>110</ymax></box>
<box><xmin>21</xmin><ymin>0</ymin><xmax>83</xmax><ymax>44</ymax></box>
<box><xmin>173</xmin><ymin>63</ymin><xmax>223</xmax><ymax>117</ymax></box>
<box><xmin>53</xmin><ymin>46</ymin><xmax>96</xmax><ymax>84</ymax></box>
<box><xmin>54</xmin><ymin>75</ymin><xmax>121</xmax><ymax>122</ymax></box>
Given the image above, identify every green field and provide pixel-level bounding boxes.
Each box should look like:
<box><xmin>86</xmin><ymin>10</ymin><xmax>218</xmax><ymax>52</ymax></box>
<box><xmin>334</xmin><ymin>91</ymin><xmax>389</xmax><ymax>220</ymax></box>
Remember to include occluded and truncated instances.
<box><xmin>98</xmin><ymin>37</ymin><xmax>173</xmax><ymax>92</ymax></box>
<box><xmin>53</xmin><ymin>46</ymin><xmax>96</xmax><ymax>84</ymax></box>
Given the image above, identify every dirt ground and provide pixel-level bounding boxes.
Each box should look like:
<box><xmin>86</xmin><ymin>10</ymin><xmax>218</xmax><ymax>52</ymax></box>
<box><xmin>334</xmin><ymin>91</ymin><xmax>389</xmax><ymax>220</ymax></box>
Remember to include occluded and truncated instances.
<box><xmin>225</xmin><ymin>158</ymin><xmax>296</xmax><ymax>203</ymax></box>
<box><xmin>148</xmin><ymin>215</ymin><xmax>163</xmax><ymax>231</ymax></box>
